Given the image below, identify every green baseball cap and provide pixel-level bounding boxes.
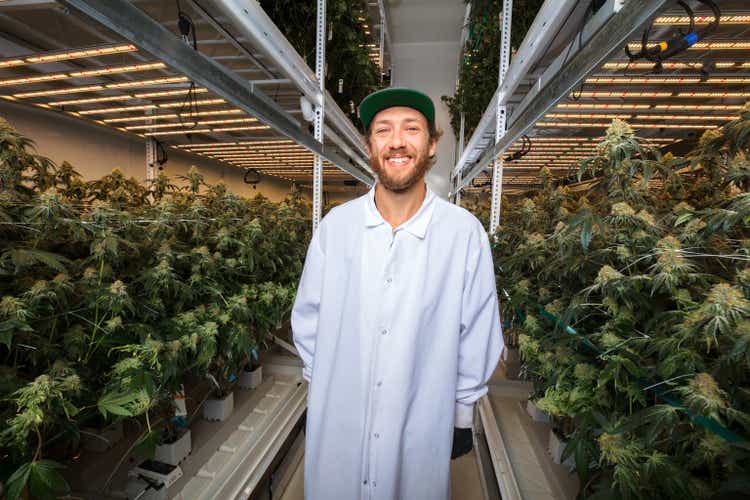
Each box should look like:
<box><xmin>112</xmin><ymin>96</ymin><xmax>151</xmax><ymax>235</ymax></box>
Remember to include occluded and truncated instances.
<box><xmin>359</xmin><ymin>87</ymin><xmax>435</xmax><ymax>130</ymax></box>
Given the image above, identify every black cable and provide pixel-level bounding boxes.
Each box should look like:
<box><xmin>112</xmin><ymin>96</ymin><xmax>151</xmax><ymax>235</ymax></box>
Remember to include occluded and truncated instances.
<box><xmin>176</xmin><ymin>1</ymin><xmax>199</xmax><ymax>129</ymax></box>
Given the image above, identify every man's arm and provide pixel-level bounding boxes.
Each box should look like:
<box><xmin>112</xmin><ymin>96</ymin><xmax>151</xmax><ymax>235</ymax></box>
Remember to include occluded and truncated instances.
<box><xmin>291</xmin><ymin>224</ymin><xmax>326</xmax><ymax>382</ymax></box>
<box><xmin>455</xmin><ymin>224</ymin><xmax>504</xmax><ymax>429</ymax></box>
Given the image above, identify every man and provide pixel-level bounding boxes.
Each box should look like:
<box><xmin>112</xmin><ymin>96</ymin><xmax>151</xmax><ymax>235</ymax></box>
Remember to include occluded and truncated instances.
<box><xmin>292</xmin><ymin>87</ymin><xmax>502</xmax><ymax>500</ymax></box>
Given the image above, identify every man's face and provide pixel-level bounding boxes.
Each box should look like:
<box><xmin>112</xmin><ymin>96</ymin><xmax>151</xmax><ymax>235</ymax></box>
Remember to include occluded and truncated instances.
<box><xmin>367</xmin><ymin>106</ymin><xmax>437</xmax><ymax>193</ymax></box>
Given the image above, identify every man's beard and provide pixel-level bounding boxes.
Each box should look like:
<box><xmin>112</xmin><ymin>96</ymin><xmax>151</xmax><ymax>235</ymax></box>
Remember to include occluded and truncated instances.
<box><xmin>370</xmin><ymin>146</ymin><xmax>432</xmax><ymax>193</ymax></box>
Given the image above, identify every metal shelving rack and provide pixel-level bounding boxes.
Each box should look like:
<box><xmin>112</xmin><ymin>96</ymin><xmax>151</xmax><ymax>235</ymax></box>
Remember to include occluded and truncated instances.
<box><xmin>0</xmin><ymin>0</ymin><xmax>391</xmax><ymax>224</ymax></box>
<box><xmin>451</xmin><ymin>0</ymin><xmax>750</xmax><ymax>234</ymax></box>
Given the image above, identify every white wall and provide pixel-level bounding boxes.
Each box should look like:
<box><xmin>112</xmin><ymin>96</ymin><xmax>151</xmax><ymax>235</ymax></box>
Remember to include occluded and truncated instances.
<box><xmin>386</xmin><ymin>0</ymin><xmax>465</xmax><ymax>199</ymax></box>
<box><xmin>0</xmin><ymin>99</ymin><xmax>304</xmax><ymax>203</ymax></box>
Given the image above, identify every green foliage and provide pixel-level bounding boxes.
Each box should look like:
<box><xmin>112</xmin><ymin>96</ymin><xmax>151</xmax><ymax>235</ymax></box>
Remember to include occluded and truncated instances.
<box><xmin>474</xmin><ymin>110</ymin><xmax>750</xmax><ymax>498</ymax></box>
<box><xmin>260</xmin><ymin>0</ymin><xmax>384</xmax><ymax>128</ymax></box>
<box><xmin>442</xmin><ymin>0</ymin><xmax>544</xmax><ymax>140</ymax></box>
<box><xmin>0</xmin><ymin>118</ymin><xmax>311</xmax><ymax>495</ymax></box>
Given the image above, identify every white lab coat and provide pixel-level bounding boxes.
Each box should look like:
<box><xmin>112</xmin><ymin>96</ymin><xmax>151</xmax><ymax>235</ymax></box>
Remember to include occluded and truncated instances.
<box><xmin>291</xmin><ymin>184</ymin><xmax>503</xmax><ymax>500</ymax></box>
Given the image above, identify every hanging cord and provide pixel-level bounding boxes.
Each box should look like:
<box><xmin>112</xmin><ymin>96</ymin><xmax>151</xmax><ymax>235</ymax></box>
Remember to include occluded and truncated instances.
<box><xmin>504</xmin><ymin>135</ymin><xmax>531</xmax><ymax>162</ymax></box>
<box><xmin>176</xmin><ymin>0</ymin><xmax>199</xmax><ymax>130</ymax></box>
<box><xmin>624</xmin><ymin>0</ymin><xmax>720</xmax><ymax>72</ymax></box>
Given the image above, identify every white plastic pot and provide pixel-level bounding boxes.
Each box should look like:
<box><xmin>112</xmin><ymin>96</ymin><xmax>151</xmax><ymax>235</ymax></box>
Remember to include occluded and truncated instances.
<box><xmin>203</xmin><ymin>391</ymin><xmax>234</xmax><ymax>422</ymax></box>
<box><xmin>548</xmin><ymin>429</ymin><xmax>575</xmax><ymax>471</ymax></box>
<box><xmin>526</xmin><ymin>399</ymin><xmax>551</xmax><ymax>423</ymax></box>
<box><xmin>239</xmin><ymin>365</ymin><xmax>262</xmax><ymax>390</ymax></box>
<box><xmin>154</xmin><ymin>428</ymin><xmax>191</xmax><ymax>466</ymax></box>
<box><xmin>81</xmin><ymin>420</ymin><xmax>124</xmax><ymax>453</ymax></box>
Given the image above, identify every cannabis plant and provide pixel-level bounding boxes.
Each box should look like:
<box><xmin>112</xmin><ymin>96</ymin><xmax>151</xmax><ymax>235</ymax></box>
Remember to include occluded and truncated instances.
<box><xmin>487</xmin><ymin>112</ymin><xmax>750</xmax><ymax>499</ymax></box>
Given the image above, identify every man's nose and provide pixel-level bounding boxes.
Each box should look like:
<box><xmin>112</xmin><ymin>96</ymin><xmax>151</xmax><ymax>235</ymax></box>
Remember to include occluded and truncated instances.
<box><xmin>388</xmin><ymin>129</ymin><xmax>405</xmax><ymax>148</ymax></box>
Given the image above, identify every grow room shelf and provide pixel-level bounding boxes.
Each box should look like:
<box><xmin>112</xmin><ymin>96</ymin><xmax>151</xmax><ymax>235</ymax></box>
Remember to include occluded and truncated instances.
<box><xmin>455</xmin><ymin>0</ymin><xmax>750</xmax><ymax>197</ymax></box>
<box><xmin>0</xmin><ymin>0</ymin><xmax>377</xmax><ymax>186</ymax></box>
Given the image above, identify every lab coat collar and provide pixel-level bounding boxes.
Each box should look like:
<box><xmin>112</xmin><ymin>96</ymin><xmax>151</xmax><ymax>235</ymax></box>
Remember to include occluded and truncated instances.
<box><xmin>364</xmin><ymin>182</ymin><xmax>436</xmax><ymax>239</ymax></box>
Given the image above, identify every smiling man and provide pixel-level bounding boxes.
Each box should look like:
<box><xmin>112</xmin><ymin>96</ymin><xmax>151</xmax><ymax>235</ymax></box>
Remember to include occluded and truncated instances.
<box><xmin>292</xmin><ymin>87</ymin><xmax>503</xmax><ymax>500</ymax></box>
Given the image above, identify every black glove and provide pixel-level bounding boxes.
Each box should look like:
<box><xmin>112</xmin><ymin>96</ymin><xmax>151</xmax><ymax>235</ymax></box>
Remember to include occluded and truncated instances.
<box><xmin>451</xmin><ymin>427</ymin><xmax>473</xmax><ymax>459</ymax></box>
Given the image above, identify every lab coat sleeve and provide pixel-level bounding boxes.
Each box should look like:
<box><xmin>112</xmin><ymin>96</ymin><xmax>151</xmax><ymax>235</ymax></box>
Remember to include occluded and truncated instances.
<box><xmin>291</xmin><ymin>223</ymin><xmax>326</xmax><ymax>383</ymax></box>
<box><xmin>455</xmin><ymin>224</ymin><xmax>504</xmax><ymax>428</ymax></box>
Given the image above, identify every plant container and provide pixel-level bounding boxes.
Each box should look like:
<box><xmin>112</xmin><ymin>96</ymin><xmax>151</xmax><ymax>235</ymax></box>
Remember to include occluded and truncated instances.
<box><xmin>203</xmin><ymin>391</ymin><xmax>234</xmax><ymax>422</ymax></box>
<box><xmin>81</xmin><ymin>420</ymin><xmax>124</xmax><ymax>453</ymax></box>
<box><xmin>526</xmin><ymin>399</ymin><xmax>551</xmax><ymax>423</ymax></box>
<box><xmin>547</xmin><ymin>429</ymin><xmax>575</xmax><ymax>471</ymax></box>
<box><xmin>502</xmin><ymin>347</ymin><xmax>520</xmax><ymax>363</ymax></box>
<box><xmin>239</xmin><ymin>365</ymin><xmax>263</xmax><ymax>390</ymax></box>
<box><xmin>154</xmin><ymin>428</ymin><xmax>191</xmax><ymax>466</ymax></box>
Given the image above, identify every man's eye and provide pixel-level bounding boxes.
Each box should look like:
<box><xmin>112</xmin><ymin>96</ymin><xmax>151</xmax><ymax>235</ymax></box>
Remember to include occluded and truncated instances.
<box><xmin>407</xmin><ymin>127</ymin><xmax>419</xmax><ymax>132</ymax></box>
<box><xmin>375</xmin><ymin>129</ymin><xmax>389</xmax><ymax>134</ymax></box>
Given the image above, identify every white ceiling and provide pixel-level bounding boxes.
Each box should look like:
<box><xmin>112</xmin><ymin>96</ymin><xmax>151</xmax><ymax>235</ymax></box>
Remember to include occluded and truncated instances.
<box><xmin>385</xmin><ymin>0</ymin><xmax>466</xmax><ymax>45</ymax></box>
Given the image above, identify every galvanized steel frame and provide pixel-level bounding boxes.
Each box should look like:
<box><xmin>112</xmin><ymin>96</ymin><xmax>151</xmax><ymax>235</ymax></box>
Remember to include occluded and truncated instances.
<box><xmin>59</xmin><ymin>0</ymin><xmax>374</xmax><ymax>187</ymax></box>
<box><xmin>457</xmin><ymin>0</ymin><xmax>670</xmax><ymax>191</ymax></box>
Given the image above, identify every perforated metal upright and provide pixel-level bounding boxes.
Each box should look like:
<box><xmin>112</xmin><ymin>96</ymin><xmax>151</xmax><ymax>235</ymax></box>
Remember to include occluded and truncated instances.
<box><xmin>489</xmin><ymin>0</ymin><xmax>513</xmax><ymax>235</ymax></box>
<box><xmin>312</xmin><ymin>0</ymin><xmax>327</xmax><ymax>232</ymax></box>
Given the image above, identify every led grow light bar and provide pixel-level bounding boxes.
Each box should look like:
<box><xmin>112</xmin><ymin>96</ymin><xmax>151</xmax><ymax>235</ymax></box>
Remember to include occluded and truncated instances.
<box><xmin>49</xmin><ymin>88</ymin><xmax>209</xmax><ymax>106</ymax></box>
<box><xmin>628</xmin><ymin>41</ymin><xmax>750</xmax><ymax>51</ymax></box>
<box><xmin>633</xmin><ymin>114</ymin><xmax>734</xmax><ymax>121</ymax></box>
<box><xmin>602</xmin><ymin>62</ymin><xmax>702</xmax><ymax>70</ymax></box>
<box><xmin>13</xmin><ymin>85</ymin><xmax>104</xmax><ymax>98</ymax></box>
<box><xmin>0</xmin><ymin>63</ymin><xmax>166</xmax><ymax>87</ymax></box>
<box><xmin>557</xmin><ymin>103</ymin><xmax>651</xmax><ymax>110</ymax></box>
<box><xmin>211</xmin><ymin>125</ymin><xmax>269</xmax><ymax>132</ymax></box>
<box><xmin>0</xmin><ymin>44</ymin><xmax>138</xmax><ymax>68</ymax></box>
<box><xmin>585</xmin><ymin>77</ymin><xmax>701</xmax><ymax>84</ymax></box>
<box><xmin>546</xmin><ymin>113</ymin><xmax>633</xmax><ymax>119</ymax></box>
<box><xmin>654</xmin><ymin>15</ymin><xmax>750</xmax><ymax>25</ymax></box>
<box><xmin>79</xmin><ymin>100</ymin><xmax>229</xmax><ymax>115</ymax></box>
<box><xmin>176</xmin><ymin>140</ymin><xmax>292</xmax><ymax>147</ymax></box>
<box><xmin>11</xmin><ymin>76</ymin><xmax>188</xmax><ymax>98</ymax></box>
<box><xmin>142</xmin><ymin>128</ymin><xmax>212</xmax><ymax>136</ymax></box>
<box><xmin>572</xmin><ymin>91</ymin><xmax>673</xmax><ymax>98</ymax></box>
<box><xmin>653</xmin><ymin>104</ymin><xmax>742</xmax><ymax>110</ymax></box>
<box><xmin>537</xmin><ymin>121</ymin><xmax>716</xmax><ymax>129</ymax></box>
<box><xmin>677</xmin><ymin>92</ymin><xmax>750</xmax><ymax>98</ymax></box>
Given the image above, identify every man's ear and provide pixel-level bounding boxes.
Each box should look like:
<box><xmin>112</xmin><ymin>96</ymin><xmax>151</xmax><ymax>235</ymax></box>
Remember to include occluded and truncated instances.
<box><xmin>428</xmin><ymin>138</ymin><xmax>438</xmax><ymax>158</ymax></box>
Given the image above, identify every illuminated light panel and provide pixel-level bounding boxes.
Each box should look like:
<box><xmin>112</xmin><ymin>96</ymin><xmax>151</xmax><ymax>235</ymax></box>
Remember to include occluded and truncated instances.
<box><xmin>537</xmin><ymin>121</ymin><xmax>716</xmax><ymax>129</ymax></box>
<box><xmin>102</xmin><ymin>114</ymin><xmax>179</xmax><ymax>123</ymax></box>
<box><xmin>714</xmin><ymin>62</ymin><xmax>750</xmax><ymax>68</ymax></box>
<box><xmin>69</xmin><ymin>62</ymin><xmax>166</xmax><ymax>78</ymax></box>
<box><xmin>585</xmin><ymin>77</ymin><xmax>701</xmax><ymax>84</ymax></box>
<box><xmin>211</xmin><ymin>125</ymin><xmax>270</xmax><ymax>132</ymax></box>
<box><xmin>124</xmin><ymin>122</ymin><xmax>196</xmax><ymax>130</ymax></box>
<box><xmin>705</xmin><ymin>77</ymin><xmax>750</xmax><ymax>84</ymax></box>
<box><xmin>136</xmin><ymin>88</ymin><xmax>208</xmax><ymax>98</ymax></box>
<box><xmin>628</xmin><ymin>41</ymin><xmax>750</xmax><ymax>51</ymax></box>
<box><xmin>158</xmin><ymin>98</ymin><xmax>226</xmax><ymax>108</ymax></box>
<box><xmin>0</xmin><ymin>59</ymin><xmax>24</xmax><ymax>68</ymax></box>
<box><xmin>633</xmin><ymin>114</ymin><xmax>734</xmax><ymax>121</ymax></box>
<box><xmin>677</xmin><ymin>92</ymin><xmax>750</xmax><ymax>98</ymax></box>
<box><xmin>557</xmin><ymin>103</ymin><xmax>650</xmax><ymax>110</ymax></box>
<box><xmin>546</xmin><ymin>113</ymin><xmax>633</xmax><ymax>119</ymax></box>
<box><xmin>1</xmin><ymin>63</ymin><xmax>167</xmax><ymax>88</ymax></box>
<box><xmin>196</xmin><ymin>118</ymin><xmax>257</xmax><ymax>126</ymax></box>
<box><xmin>176</xmin><ymin>140</ymin><xmax>292</xmax><ymax>147</ymax></box>
<box><xmin>144</xmin><ymin>128</ymin><xmax>212</xmax><ymax>136</ymax></box>
<box><xmin>573</xmin><ymin>91</ymin><xmax>672</xmax><ymax>98</ymax></box>
<box><xmin>653</xmin><ymin>15</ymin><xmax>750</xmax><ymax>25</ymax></box>
<box><xmin>12</xmin><ymin>85</ymin><xmax>105</xmax><ymax>98</ymax></box>
<box><xmin>654</xmin><ymin>104</ymin><xmax>742</xmax><ymax>110</ymax></box>
<box><xmin>602</xmin><ymin>61</ymin><xmax>701</xmax><ymax>69</ymax></box>
<box><xmin>104</xmin><ymin>76</ymin><xmax>188</xmax><ymax>89</ymax></box>
<box><xmin>0</xmin><ymin>73</ymin><xmax>69</xmax><ymax>87</ymax></box>
<box><xmin>23</xmin><ymin>44</ymin><xmax>138</xmax><ymax>64</ymax></box>
<box><xmin>52</xmin><ymin>95</ymin><xmax>134</xmax><ymax>106</ymax></box>
<box><xmin>79</xmin><ymin>104</ymin><xmax>158</xmax><ymax>114</ymax></box>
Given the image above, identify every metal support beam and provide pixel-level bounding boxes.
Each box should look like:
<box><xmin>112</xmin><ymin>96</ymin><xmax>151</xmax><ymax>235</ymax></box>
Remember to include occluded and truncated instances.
<box><xmin>489</xmin><ymin>0</ymin><xmax>513</xmax><ymax>235</ymax></box>
<box><xmin>459</xmin><ymin>0</ymin><xmax>668</xmax><ymax>190</ymax></box>
<box><xmin>59</xmin><ymin>0</ymin><xmax>373</xmax><ymax>186</ymax></box>
<box><xmin>451</xmin><ymin>0</ymin><xmax>579</xmax><ymax>181</ymax></box>
<box><xmin>312</xmin><ymin>0</ymin><xmax>326</xmax><ymax>231</ymax></box>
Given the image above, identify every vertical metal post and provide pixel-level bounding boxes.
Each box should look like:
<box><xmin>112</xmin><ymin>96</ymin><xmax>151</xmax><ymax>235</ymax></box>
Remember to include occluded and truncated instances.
<box><xmin>312</xmin><ymin>0</ymin><xmax>327</xmax><ymax>232</ymax></box>
<box><xmin>455</xmin><ymin>111</ymin><xmax>466</xmax><ymax>207</ymax></box>
<box><xmin>379</xmin><ymin>21</ymin><xmax>385</xmax><ymax>81</ymax></box>
<box><xmin>489</xmin><ymin>0</ymin><xmax>513</xmax><ymax>235</ymax></box>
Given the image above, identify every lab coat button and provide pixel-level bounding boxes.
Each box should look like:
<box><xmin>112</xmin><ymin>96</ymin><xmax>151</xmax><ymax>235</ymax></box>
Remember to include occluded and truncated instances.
<box><xmin>363</xmin><ymin>480</ymin><xmax>368</xmax><ymax>485</ymax></box>
<box><xmin>376</xmin><ymin>381</ymin><xmax>382</xmax><ymax>387</ymax></box>
<box><xmin>374</xmin><ymin>433</ymin><xmax>380</xmax><ymax>438</ymax></box>
<box><xmin>385</xmin><ymin>277</ymin><xmax>392</xmax><ymax>284</ymax></box>
<box><xmin>381</xmin><ymin>329</ymin><xmax>388</xmax><ymax>335</ymax></box>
